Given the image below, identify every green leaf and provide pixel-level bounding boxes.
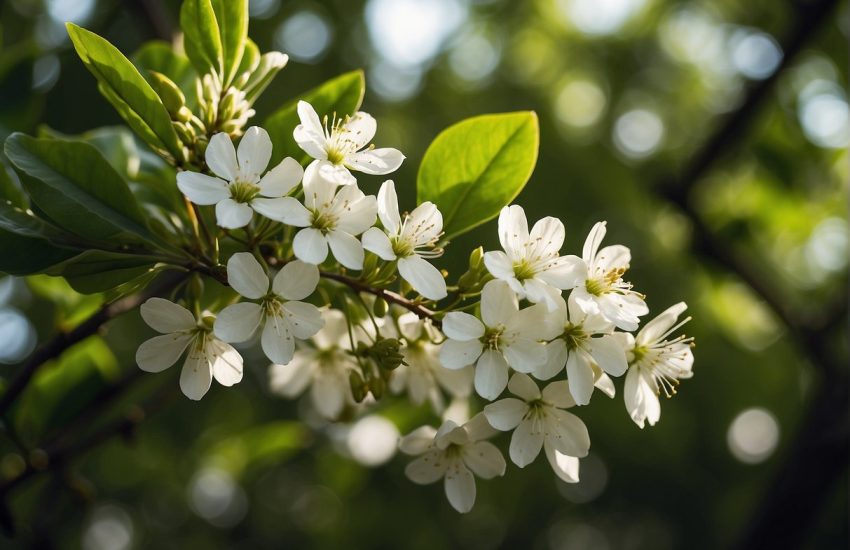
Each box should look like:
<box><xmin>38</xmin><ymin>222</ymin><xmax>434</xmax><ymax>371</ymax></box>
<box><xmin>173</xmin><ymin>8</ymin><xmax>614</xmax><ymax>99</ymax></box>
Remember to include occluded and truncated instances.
<box><xmin>210</xmin><ymin>0</ymin><xmax>248</xmax><ymax>86</ymax></box>
<box><xmin>417</xmin><ymin>112</ymin><xmax>539</xmax><ymax>240</ymax></box>
<box><xmin>180</xmin><ymin>0</ymin><xmax>223</xmax><ymax>78</ymax></box>
<box><xmin>204</xmin><ymin>422</ymin><xmax>309</xmax><ymax>478</ymax></box>
<box><xmin>5</xmin><ymin>133</ymin><xmax>157</xmax><ymax>245</ymax></box>
<box><xmin>264</xmin><ymin>70</ymin><xmax>365</xmax><ymax>165</ymax></box>
<box><xmin>0</xmin><ymin>160</ymin><xmax>27</xmax><ymax>208</ymax></box>
<box><xmin>66</xmin><ymin>24</ymin><xmax>183</xmax><ymax>161</ymax></box>
<box><xmin>133</xmin><ymin>40</ymin><xmax>196</xmax><ymax>94</ymax></box>
<box><xmin>236</xmin><ymin>39</ymin><xmax>260</xmax><ymax>77</ymax></box>
<box><xmin>0</xmin><ymin>198</ymin><xmax>65</xmax><ymax>240</ymax></box>
<box><xmin>0</xmin><ymin>229</ymin><xmax>77</xmax><ymax>275</ymax></box>
<box><xmin>45</xmin><ymin>250</ymin><xmax>159</xmax><ymax>294</ymax></box>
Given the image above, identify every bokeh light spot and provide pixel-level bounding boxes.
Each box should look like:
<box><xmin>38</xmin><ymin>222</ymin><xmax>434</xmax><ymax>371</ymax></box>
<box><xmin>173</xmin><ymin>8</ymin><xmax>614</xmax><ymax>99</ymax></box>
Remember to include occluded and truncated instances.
<box><xmin>188</xmin><ymin>468</ymin><xmax>248</xmax><ymax>527</ymax></box>
<box><xmin>82</xmin><ymin>504</ymin><xmax>134</xmax><ymax>550</ymax></box>
<box><xmin>557</xmin><ymin>0</ymin><xmax>647</xmax><ymax>36</ymax></box>
<box><xmin>347</xmin><ymin>415</ymin><xmax>399</xmax><ymax>467</ymax></box>
<box><xmin>729</xmin><ymin>29</ymin><xmax>782</xmax><ymax>80</ymax></box>
<box><xmin>613</xmin><ymin>109</ymin><xmax>664</xmax><ymax>158</ymax></box>
<box><xmin>555</xmin><ymin>79</ymin><xmax>607</xmax><ymax>128</ymax></box>
<box><xmin>0</xmin><ymin>308</ymin><xmax>36</xmax><ymax>364</ymax></box>
<box><xmin>727</xmin><ymin>408</ymin><xmax>780</xmax><ymax>464</ymax></box>
<box><xmin>274</xmin><ymin>9</ymin><xmax>333</xmax><ymax>63</ymax></box>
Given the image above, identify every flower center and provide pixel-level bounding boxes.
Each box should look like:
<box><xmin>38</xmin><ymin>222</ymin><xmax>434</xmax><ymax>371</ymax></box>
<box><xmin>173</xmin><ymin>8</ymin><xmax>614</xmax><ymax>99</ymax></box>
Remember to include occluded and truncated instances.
<box><xmin>312</xmin><ymin>210</ymin><xmax>338</xmax><ymax>232</ymax></box>
<box><xmin>326</xmin><ymin>146</ymin><xmax>346</xmax><ymax>165</ymax></box>
<box><xmin>513</xmin><ymin>260</ymin><xmax>536</xmax><ymax>281</ymax></box>
<box><xmin>482</xmin><ymin>326</ymin><xmax>505</xmax><ymax>351</ymax></box>
<box><xmin>229</xmin><ymin>180</ymin><xmax>261</xmax><ymax>203</ymax></box>
<box><xmin>584</xmin><ymin>277</ymin><xmax>607</xmax><ymax>296</ymax></box>
<box><xmin>632</xmin><ymin>344</ymin><xmax>649</xmax><ymax>363</ymax></box>
<box><xmin>391</xmin><ymin>236</ymin><xmax>414</xmax><ymax>258</ymax></box>
<box><xmin>561</xmin><ymin>324</ymin><xmax>587</xmax><ymax>351</ymax></box>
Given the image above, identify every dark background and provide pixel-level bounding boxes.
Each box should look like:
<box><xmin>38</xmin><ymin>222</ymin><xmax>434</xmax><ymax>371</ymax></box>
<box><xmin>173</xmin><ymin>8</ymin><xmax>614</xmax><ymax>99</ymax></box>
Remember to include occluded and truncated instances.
<box><xmin>0</xmin><ymin>0</ymin><xmax>847</xmax><ymax>548</ymax></box>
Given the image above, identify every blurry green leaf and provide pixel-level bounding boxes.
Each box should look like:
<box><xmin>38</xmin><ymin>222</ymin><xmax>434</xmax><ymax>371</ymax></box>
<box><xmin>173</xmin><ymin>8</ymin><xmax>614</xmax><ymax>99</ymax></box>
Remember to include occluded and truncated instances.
<box><xmin>133</xmin><ymin>40</ymin><xmax>196</xmax><ymax>94</ymax></box>
<box><xmin>0</xmin><ymin>198</ymin><xmax>65</xmax><ymax>240</ymax></box>
<box><xmin>236</xmin><ymin>39</ymin><xmax>260</xmax><ymax>77</ymax></box>
<box><xmin>0</xmin><ymin>160</ymin><xmax>27</xmax><ymax>208</ymax></box>
<box><xmin>264</xmin><ymin>70</ymin><xmax>365</xmax><ymax>165</ymax></box>
<box><xmin>45</xmin><ymin>250</ymin><xmax>159</xmax><ymax>294</ymax></box>
<box><xmin>205</xmin><ymin>421</ymin><xmax>309</xmax><ymax>478</ymax></box>
<box><xmin>210</xmin><ymin>0</ymin><xmax>248</xmax><ymax>86</ymax></box>
<box><xmin>5</xmin><ymin>133</ymin><xmax>157</xmax><ymax>245</ymax></box>
<box><xmin>38</xmin><ymin>125</ymin><xmax>141</xmax><ymax>181</ymax></box>
<box><xmin>14</xmin><ymin>337</ymin><xmax>119</xmax><ymax>441</ymax></box>
<box><xmin>66</xmin><ymin>24</ymin><xmax>183</xmax><ymax>160</ymax></box>
<box><xmin>0</xmin><ymin>229</ymin><xmax>77</xmax><ymax>275</ymax></box>
<box><xmin>27</xmin><ymin>274</ymin><xmax>102</xmax><ymax>326</ymax></box>
<box><xmin>180</xmin><ymin>0</ymin><xmax>223</xmax><ymax>78</ymax></box>
<box><xmin>417</xmin><ymin>112</ymin><xmax>539</xmax><ymax>240</ymax></box>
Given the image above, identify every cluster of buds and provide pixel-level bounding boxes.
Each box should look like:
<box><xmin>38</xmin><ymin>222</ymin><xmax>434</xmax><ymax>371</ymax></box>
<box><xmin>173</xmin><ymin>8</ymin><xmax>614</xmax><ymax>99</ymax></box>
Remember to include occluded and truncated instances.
<box><xmin>349</xmin><ymin>336</ymin><xmax>406</xmax><ymax>401</ymax></box>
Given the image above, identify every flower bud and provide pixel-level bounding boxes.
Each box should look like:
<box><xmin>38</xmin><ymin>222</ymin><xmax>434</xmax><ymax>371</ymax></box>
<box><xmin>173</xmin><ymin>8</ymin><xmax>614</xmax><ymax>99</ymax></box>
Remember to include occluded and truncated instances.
<box><xmin>370</xmin><ymin>337</ymin><xmax>405</xmax><ymax>371</ymax></box>
<box><xmin>368</xmin><ymin>375</ymin><xmax>386</xmax><ymax>400</ymax></box>
<box><xmin>149</xmin><ymin>71</ymin><xmax>186</xmax><ymax>118</ymax></box>
<box><xmin>349</xmin><ymin>371</ymin><xmax>367</xmax><ymax>402</ymax></box>
<box><xmin>372</xmin><ymin>297</ymin><xmax>389</xmax><ymax>318</ymax></box>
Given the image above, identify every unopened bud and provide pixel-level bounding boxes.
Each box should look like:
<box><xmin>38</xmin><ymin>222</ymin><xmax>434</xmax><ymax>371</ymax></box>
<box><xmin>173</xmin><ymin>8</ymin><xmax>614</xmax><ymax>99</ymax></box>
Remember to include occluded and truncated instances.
<box><xmin>349</xmin><ymin>371</ymin><xmax>367</xmax><ymax>402</ymax></box>
<box><xmin>369</xmin><ymin>376</ymin><xmax>386</xmax><ymax>400</ymax></box>
<box><xmin>373</xmin><ymin>297</ymin><xmax>389</xmax><ymax>318</ymax></box>
<box><xmin>149</xmin><ymin>71</ymin><xmax>186</xmax><ymax>118</ymax></box>
<box><xmin>468</xmin><ymin>246</ymin><xmax>484</xmax><ymax>271</ymax></box>
<box><xmin>370</xmin><ymin>338</ymin><xmax>405</xmax><ymax>371</ymax></box>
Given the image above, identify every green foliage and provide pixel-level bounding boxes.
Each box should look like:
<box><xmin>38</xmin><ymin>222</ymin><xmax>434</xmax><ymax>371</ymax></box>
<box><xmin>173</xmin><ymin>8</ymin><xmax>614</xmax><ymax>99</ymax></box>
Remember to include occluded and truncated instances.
<box><xmin>133</xmin><ymin>40</ymin><xmax>196</xmax><ymax>94</ymax></box>
<box><xmin>0</xmin><ymin>229</ymin><xmax>77</xmax><ymax>275</ymax></box>
<box><xmin>417</xmin><ymin>112</ymin><xmax>539</xmax><ymax>240</ymax></box>
<box><xmin>204</xmin><ymin>421</ymin><xmax>309</xmax><ymax>478</ymax></box>
<box><xmin>210</xmin><ymin>0</ymin><xmax>249</xmax><ymax>87</ymax></box>
<box><xmin>4</xmin><ymin>133</ymin><xmax>157</xmax><ymax>246</ymax></box>
<box><xmin>45</xmin><ymin>251</ymin><xmax>159</xmax><ymax>294</ymax></box>
<box><xmin>179</xmin><ymin>0</ymin><xmax>223</xmax><ymax>79</ymax></box>
<box><xmin>264</xmin><ymin>70</ymin><xmax>365</xmax><ymax>165</ymax></box>
<box><xmin>0</xmin><ymin>160</ymin><xmax>26</xmax><ymax>208</ymax></box>
<box><xmin>66</xmin><ymin>24</ymin><xmax>183</xmax><ymax>161</ymax></box>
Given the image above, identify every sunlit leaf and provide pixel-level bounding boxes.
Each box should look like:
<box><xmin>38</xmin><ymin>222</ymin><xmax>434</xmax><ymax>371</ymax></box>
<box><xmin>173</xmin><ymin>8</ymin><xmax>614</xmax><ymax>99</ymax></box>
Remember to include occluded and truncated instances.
<box><xmin>417</xmin><ymin>112</ymin><xmax>539</xmax><ymax>240</ymax></box>
<box><xmin>180</xmin><ymin>0</ymin><xmax>223</xmax><ymax>78</ymax></box>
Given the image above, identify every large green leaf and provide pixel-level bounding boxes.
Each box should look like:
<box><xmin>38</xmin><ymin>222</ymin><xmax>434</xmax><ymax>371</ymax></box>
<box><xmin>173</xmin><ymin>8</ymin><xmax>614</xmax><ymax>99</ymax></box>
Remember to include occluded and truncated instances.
<box><xmin>210</xmin><ymin>0</ymin><xmax>248</xmax><ymax>86</ymax></box>
<box><xmin>180</xmin><ymin>0</ymin><xmax>223</xmax><ymax>78</ymax></box>
<box><xmin>417</xmin><ymin>112</ymin><xmax>539</xmax><ymax>240</ymax></box>
<box><xmin>46</xmin><ymin>250</ymin><xmax>159</xmax><ymax>294</ymax></box>
<box><xmin>0</xmin><ymin>160</ymin><xmax>27</xmax><ymax>208</ymax></box>
<box><xmin>0</xmin><ymin>229</ymin><xmax>77</xmax><ymax>275</ymax></box>
<box><xmin>264</xmin><ymin>70</ymin><xmax>365</xmax><ymax>165</ymax></box>
<box><xmin>66</xmin><ymin>24</ymin><xmax>183</xmax><ymax>161</ymax></box>
<box><xmin>5</xmin><ymin>133</ymin><xmax>156</xmax><ymax>245</ymax></box>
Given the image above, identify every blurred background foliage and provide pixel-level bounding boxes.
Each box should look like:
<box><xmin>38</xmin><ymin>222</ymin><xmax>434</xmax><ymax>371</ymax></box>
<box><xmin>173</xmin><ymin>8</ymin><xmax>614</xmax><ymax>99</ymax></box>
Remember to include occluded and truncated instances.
<box><xmin>0</xmin><ymin>0</ymin><xmax>847</xmax><ymax>548</ymax></box>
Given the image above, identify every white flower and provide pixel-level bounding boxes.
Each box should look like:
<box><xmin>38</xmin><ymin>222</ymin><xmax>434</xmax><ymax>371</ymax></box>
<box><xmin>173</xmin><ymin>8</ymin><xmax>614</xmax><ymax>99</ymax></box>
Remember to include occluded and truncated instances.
<box><xmin>388</xmin><ymin>314</ymin><xmax>474</xmax><ymax>413</ymax></box>
<box><xmin>624</xmin><ymin>302</ymin><xmax>694</xmax><ymax>429</ymax></box>
<box><xmin>293</xmin><ymin>100</ymin><xmax>404</xmax><ymax>186</ymax></box>
<box><xmin>538</xmin><ymin>294</ymin><xmax>629</xmax><ymax>405</ymax></box>
<box><xmin>484</xmin><ymin>373</ymin><xmax>589</xmax><ymax>481</ymax></box>
<box><xmin>361</xmin><ymin>180</ymin><xmax>447</xmax><ymax>300</ymax></box>
<box><xmin>483</xmin><ymin>205</ymin><xmax>584</xmax><ymax>311</ymax></box>
<box><xmin>269</xmin><ymin>310</ymin><xmax>355</xmax><ymax>419</ymax></box>
<box><xmin>214</xmin><ymin>253</ymin><xmax>324</xmax><ymax>365</ymax></box>
<box><xmin>267</xmin><ymin>163</ymin><xmax>377</xmax><ymax>269</ymax></box>
<box><xmin>177</xmin><ymin>126</ymin><xmax>304</xmax><ymax>229</ymax></box>
<box><xmin>399</xmin><ymin>413</ymin><xmax>505</xmax><ymax>513</ymax></box>
<box><xmin>570</xmin><ymin>221</ymin><xmax>649</xmax><ymax>331</ymax></box>
<box><xmin>439</xmin><ymin>280</ymin><xmax>558</xmax><ymax>401</ymax></box>
<box><xmin>136</xmin><ymin>298</ymin><xmax>243</xmax><ymax>401</ymax></box>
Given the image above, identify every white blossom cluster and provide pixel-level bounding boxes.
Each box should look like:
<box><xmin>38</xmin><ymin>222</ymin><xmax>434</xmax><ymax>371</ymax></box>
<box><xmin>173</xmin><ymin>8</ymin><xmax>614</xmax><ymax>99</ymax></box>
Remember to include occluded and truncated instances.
<box><xmin>135</xmin><ymin>101</ymin><xmax>695</xmax><ymax>513</ymax></box>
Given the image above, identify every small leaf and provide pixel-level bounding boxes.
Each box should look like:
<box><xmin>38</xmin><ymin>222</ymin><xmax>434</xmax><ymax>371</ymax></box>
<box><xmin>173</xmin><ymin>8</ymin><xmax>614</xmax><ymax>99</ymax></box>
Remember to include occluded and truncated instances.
<box><xmin>66</xmin><ymin>24</ymin><xmax>183</xmax><ymax>161</ymax></box>
<box><xmin>264</xmin><ymin>70</ymin><xmax>365</xmax><ymax>165</ymax></box>
<box><xmin>0</xmin><ymin>160</ymin><xmax>27</xmax><ymax>208</ymax></box>
<box><xmin>180</xmin><ymin>0</ymin><xmax>223</xmax><ymax>78</ymax></box>
<box><xmin>210</xmin><ymin>0</ymin><xmax>249</xmax><ymax>86</ymax></box>
<box><xmin>133</xmin><ymin>40</ymin><xmax>196</xmax><ymax>95</ymax></box>
<box><xmin>204</xmin><ymin>422</ymin><xmax>309</xmax><ymax>478</ymax></box>
<box><xmin>417</xmin><ymin>112</ymin><xmax>539</xmax><ymax>240</ymax></box>
<box><xmin>5</xmin><ymin>133</ymin><xmax>157</xmax><ymax>245</ymax></box>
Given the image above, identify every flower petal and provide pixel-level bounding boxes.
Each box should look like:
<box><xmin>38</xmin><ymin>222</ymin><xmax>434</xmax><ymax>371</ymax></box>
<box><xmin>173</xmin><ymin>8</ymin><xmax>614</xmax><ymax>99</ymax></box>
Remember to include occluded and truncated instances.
<box><xmin>237</xmin><ymin>126</ymin><xmax>272</xmax><ymax>182</ymax></box>
<box><xmin>510</xmin><ymin>418</ymin><xmax>544</xmax><ymax>467</ymax></box>
<box><xmin>463</xmin><ymin>441</ymin><xmax>506</xmax><ymax>480</ymax></box>
<box><xmin>442</xmin><ymin>312</ymin><xmax>485</xmax><ymax>341</ymax></box>
<box><xmin>566</xmin><ymin>349</ymin><xmax>595</xmax><ymax>406</ymax></box>
<box><xmin>377</xmin><ymin>180</ymin><xmax>401</xmax><ymax>234</ymax></box>
<box><xmin>582</xmin><ymin>221</ymin><xmax>607</xmax><ymax>264</ymax></box>
<box><xmin>347</xmin><ymin>147</ymin><xmax>405</xmax><ymax>175</ymax></box>
<box><xmin>272</xmin><ymin>260</ymin><xmax>319</xmax><ymax>300</ymax></box>
<box><xmin>206</xmin><ymin>132</ymin><xmax>238</xmax><ymax>181</ymax></box>
<box><xmin>444</xmin><ymin>461</ymin><xmax>476</xmax><ymax>513</ymax></box>
<box><xmin>403</xmin><ymin>202</ymin><xmax>443</xmax><ymax>247</ymax></box>
<box><xmin>213</xmin><ymin>302</ymin><xmax>263</xmax><ymax>343</ymax></box>
<box><xmin>293</xmin><ymin>227</ymin><xmax>329</xmax><ymax>265</ymax></box>
<box><xmin>215</xmin><ymin>198</ymin><xmax>254</xmax><ymax>229</ymax></box>
<box><xmin>483</xmin><ymin>250</ymin><xmax>515</xmax><ymax>280</ymax></box>
<box><xmin>258</xmin><ymin>156</ymin><xmax>304</xmax><ymax>197</ymax></box>
<box><xmin>498</xmin><ymin>205</ymin><xmax>529</xmax><ymax>260</ymax></box>
<box><xmin>334</xmin><ymin>193</ymin><xmax>377</xmax><ymax>236</ymax></box>
<box><xmin>281</xmin><ymin>301</ymin><xmax>324</xmax><ymax>339</ymax></box>
<box><xmin>508</xmin><ymin>372</ymin><xmax>541</xmax><ymax>401</ymax></box>
<box><xmin>536</xmin><ymin>339</ymin><xmax>567</xmax><ymax>381</ymax></box>
<box><xmin>537</xmin><ymin>255</ymin><xmax>585</xmax><ymax>290</ymax></box>
<box><xmin>502</xmin><ymin>338</ymin><xmax>547</xmax><ymax>373</ymax></box>
<box><xmin>316</xmin><ymin>160</ymin><xmax>356</xmax><ymax>186</ymax></box>
<box><xmin>208</xmin><ymin>339</ymin><xmax>244</xmax><ymax>387</ymax></box>
<box><xmin>293</xmin><ymin>101</ymin><xmax>328</xmax><ymax>159</ymax></box>
<box><xmin>483</xmin><ymin>398</ymin><xmax>527</xmax><ymax>431</ymax></box>
<box><xmin>405</xmin><ymin>450</ymin><xmax>447</xmax><ymax>484</ymax></box>
<box><xmin>177</xmin><ymin>172</ymin><xmax>229</xmax><ymax>205</ymax></box>
<box><xmin>439</xmin><ymin>339</ymin><xmax>484</xmax><ymax>370</ymax></box>
<box><xmin>398</xmin><ymin>256</ymin><xmax>447</xmax><ymax>301</ymax></box>
<box><xmin>636</xmin><ymin>302</ymin><xmax>688</xmax><ymax>346</ymax></box>
<box><xmin>140</xmin><ymin>297</ymin><xmax>196</xmax><ymax>333</ymax></box>
<box><xmin>399</xmin><ymin>425</ymin><xmax>438</xmax><ymax>455</ymax></box>
<box><xmin>528</xmin><ymin>216</ymin><xmax>565</xmax><ymax>260</ymax></box>
<box><xmin>252</xmin><ymin>196</ymin><xmax>311</xmax><ymax>226</ymax></box>
<box><xmin>480</xmin><ymin>280</ymin><xmax>518</xmax><ymax>327</ymax></box>
<box><xmin>227</xmin><ymin>252</ymin><xmax>269</xmax><ymax>299</ymax></box>
<box><xmin>542</xmin><ymin>380</ymin><xmax>576</xmax><ymax>409</ymax></box>
<box><xmin>327</xmin><ymin>229</ymin><xmax>364</xmax><ymax>270</ymax></box>
<box><xmin>269</xmin><ymin>354</ymin><xmax>313</xmax><ymax>397</ymax></box>
<box><xmin>361</xmin><ymin>227</ymin><xmax>396</xmax><ymax>261</ymax></box>
<box><xmin>474</xmin><ymin>349</ymin><xmax>509</xmax><ymax>401</ymax></box>
<box><xmin>261</xmin><ymin>312</ymin><xmax>296</xmax><ymax>364</ymax></box>
<box><xmin>344</xmin><ymin>111</ymin><xmax>377</xmax><ymax>150</ymax></box>
<box><xmin>180</xmin><ymin>346</ymin><xmax>213</xmax><ymax>401</ymax></box>
<box><xmin>546</xmin><ymin>409</ymin><xmax>590</xmax><ymax>457</ymax></box>
<box><xmin>589</xmin><ymin>334</ymin><xmax>628</xmax><ymax>376</ymax></box>
<box><xmin>311</xmin><ymin>372</ymin><xmax>346</xmax><ymax>418</ymax></box>
<box><xmin>544</xmin><ymin>442</ymin><xmax>580</xmax><ymax>483</ymax></box>
<box><xmin>136</xmin><ymin>333</ymin><xmax>193</xmax><ymax>373</ymax></box>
